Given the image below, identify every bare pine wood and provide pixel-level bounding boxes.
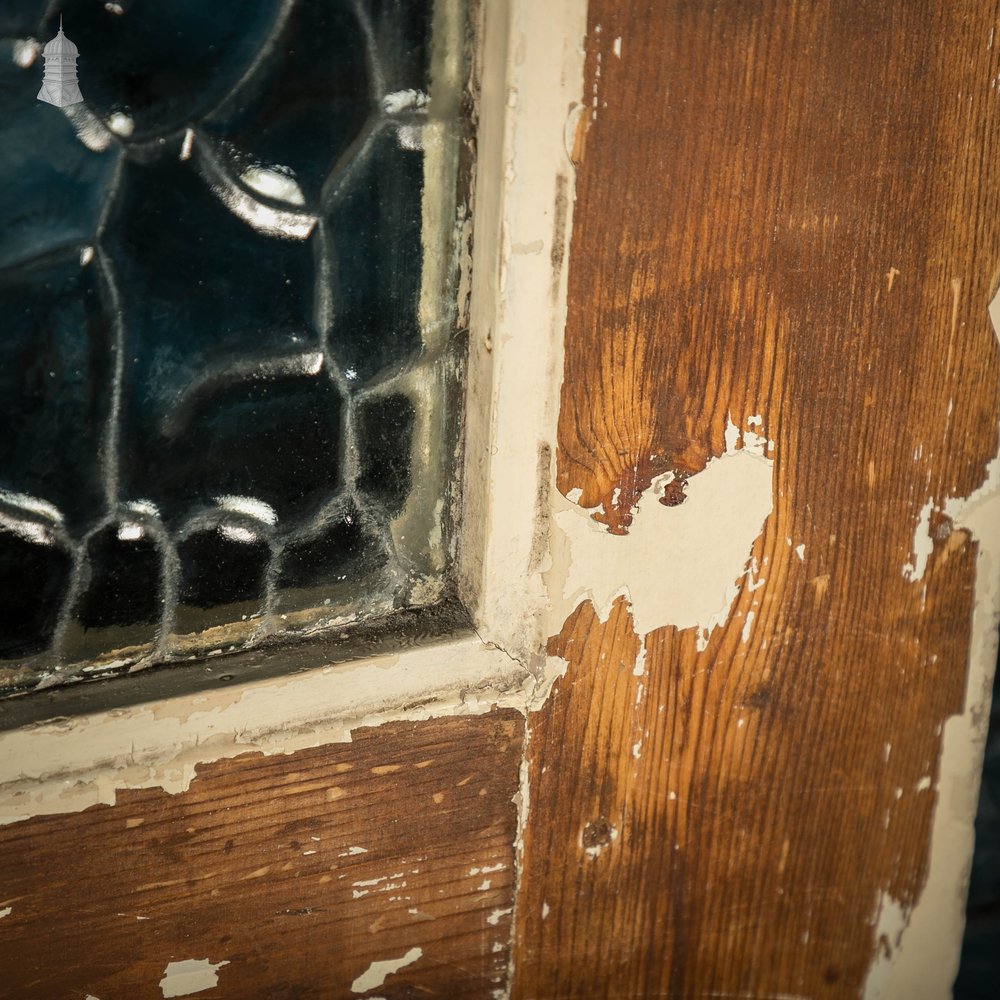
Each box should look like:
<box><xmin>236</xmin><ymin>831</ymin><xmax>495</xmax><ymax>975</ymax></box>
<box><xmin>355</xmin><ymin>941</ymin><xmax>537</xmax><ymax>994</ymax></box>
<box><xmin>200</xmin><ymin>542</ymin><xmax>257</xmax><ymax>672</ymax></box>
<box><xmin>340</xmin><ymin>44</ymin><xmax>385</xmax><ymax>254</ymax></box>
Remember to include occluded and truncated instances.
<box><xmin>515</xmin><ymin>1</ymin><xmax>1000</xmax><ymax>997</ymax></box>
<box><xmin>0</xmin><ymin>712</ymin><xmax>522</xmax><ymax>1000</ymax></box>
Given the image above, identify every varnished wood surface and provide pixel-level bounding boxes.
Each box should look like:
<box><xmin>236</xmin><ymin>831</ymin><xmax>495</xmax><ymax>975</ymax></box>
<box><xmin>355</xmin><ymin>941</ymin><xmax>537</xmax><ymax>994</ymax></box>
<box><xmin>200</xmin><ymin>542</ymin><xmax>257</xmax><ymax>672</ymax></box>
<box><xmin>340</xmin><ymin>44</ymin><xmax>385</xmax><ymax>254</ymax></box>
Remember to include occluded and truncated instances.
<box><xmin>516</xmin><ymin>1</ymin><xmax>1000</xmax><ymax>997</ymax></box>
<box><xmin>0</xmin><ymin>712</ymin><xmax>522</xmax><ymax>1000</ymax></box>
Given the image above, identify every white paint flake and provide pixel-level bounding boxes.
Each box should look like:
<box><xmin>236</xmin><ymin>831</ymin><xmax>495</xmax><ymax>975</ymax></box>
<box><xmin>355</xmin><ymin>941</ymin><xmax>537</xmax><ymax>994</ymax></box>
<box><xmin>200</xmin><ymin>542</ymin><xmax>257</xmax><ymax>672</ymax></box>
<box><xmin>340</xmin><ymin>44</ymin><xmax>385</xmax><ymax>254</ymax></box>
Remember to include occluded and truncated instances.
<box><xmin>550</xmin><ymin>419</ymin><xmax>773</xmax><ymax>640</ymax></box>
<box><xmin>794</xmin><ymin>543</ymin><xmax>805</xmax><ymax>561</ymax></box>
<box><xmin>0</xmin><ymin>906</ymin><xmax>11</xmax><ymax>919</ymax></box>
<box><xmin>612</xmin><ymin>36</ymin><xmax>622</xmax><ymax>58</ymax></box>
<box><xmin>487</xmin><ymin>907</ymin><xmax>513</xmax><ymax>925</ymax></box>
<box><xmin>632</xmin><ymin>636</ymin><xmax>647</xmax><ymax>676</ymax></box>
<box><xmin>468</xmin><ymin>863</ymin><xmax>506</xmax><ymax>876</ymax></box>
<box><xmin>159</xmin><ymin>959</ymin><xmax>229</xmax><ymax>998</ymax></box>
<box><xmin>741</xmin><ymin>610</ymin><xmax>756</xmax><ymax>644</ymax></box>
<box><xmin>350</xmin><ymin>947</ymin><xmax>422</xmax><ymax>994</ymax></box>
<box><xmin>866</xmin><ymin>280</ymin><xmax>1000</xmax><ymax>993</ymax></box>
<box><xmin>864</xmin><ymin>891</ymin><xmax>910</xmax><ymax>998</ymax></box>
<box><xmin>338</xmin><ymin>846</ymin><xmax>368</xmax><ymax>857</ymax></box>
<box><xmin>902</xmin><ymin>499</ymin><xmax>935</xmax><ymax>582</ymax></box>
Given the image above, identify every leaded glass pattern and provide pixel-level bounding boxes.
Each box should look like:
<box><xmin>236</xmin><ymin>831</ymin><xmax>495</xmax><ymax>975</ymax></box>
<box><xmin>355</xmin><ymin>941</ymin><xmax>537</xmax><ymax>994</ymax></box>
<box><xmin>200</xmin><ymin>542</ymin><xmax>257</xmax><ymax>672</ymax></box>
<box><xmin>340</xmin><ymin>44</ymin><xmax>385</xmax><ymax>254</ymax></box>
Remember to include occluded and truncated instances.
<box><xmin>0</xmin><ymin>0</ymin><xmax>466</xmax><ymax>694</ymax></box>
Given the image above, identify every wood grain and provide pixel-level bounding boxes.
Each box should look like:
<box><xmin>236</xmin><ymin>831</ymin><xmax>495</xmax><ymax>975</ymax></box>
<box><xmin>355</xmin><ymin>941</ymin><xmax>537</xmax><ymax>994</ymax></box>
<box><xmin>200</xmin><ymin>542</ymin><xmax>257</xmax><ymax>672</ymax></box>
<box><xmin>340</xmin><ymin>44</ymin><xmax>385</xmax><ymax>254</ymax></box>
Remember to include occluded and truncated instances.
<box><xmin>516</xmin><ymin>1</ymin><xmax>1000</xmax><ymax>997</ymax></box>
<box><xmin>0</xmin><ymin>712</ymin><xmax>522</xmax><ymax>1000</ymax></box>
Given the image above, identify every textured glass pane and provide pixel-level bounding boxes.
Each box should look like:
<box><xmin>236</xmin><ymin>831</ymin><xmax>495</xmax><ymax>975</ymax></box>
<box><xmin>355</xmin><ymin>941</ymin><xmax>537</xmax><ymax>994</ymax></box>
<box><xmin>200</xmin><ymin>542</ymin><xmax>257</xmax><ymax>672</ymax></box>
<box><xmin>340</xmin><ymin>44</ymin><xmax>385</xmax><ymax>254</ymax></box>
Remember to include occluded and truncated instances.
<box><xmin>0</xmin><ymin>0</ymin><xmax>465</xmax><ymax>694</ymax></box>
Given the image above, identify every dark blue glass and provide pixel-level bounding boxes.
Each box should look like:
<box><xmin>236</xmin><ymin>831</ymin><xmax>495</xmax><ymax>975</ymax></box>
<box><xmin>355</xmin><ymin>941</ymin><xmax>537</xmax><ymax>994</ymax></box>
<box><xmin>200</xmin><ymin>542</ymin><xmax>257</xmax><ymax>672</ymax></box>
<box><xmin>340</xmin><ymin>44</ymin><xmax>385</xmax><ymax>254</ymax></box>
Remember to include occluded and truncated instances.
<box><xmin>0</xmin><ymin>43</ymin><xmax>119</xmax><ymax>271</ymax></box>
<box><xmin>357</xmin><ymin>393</ymin><xmax>415</xmax><ymax>515</ymax></box>
<box><xmin>0</xmin><ymin>0</ymin><xmax>458</xmax><ymax>693</ymax></box>
<box><xmin>175</xmin><ymin>527</ymin><xmax>271</xmax><ymax>635</ymax></box>
<box><xmin>325</xmin><ymin>127</ymin><xmax>425</xmax><ymax>386</ymax></box>
<box><xmin>54</xmin><ymin>0</ymin><xmax>287</xmax><ymax>142</ymax></box>
<box><xmin>0</xmin><ymin>526</ymin><xmax>71</xmax><ymax>661</ymax></box>
<box><xmin>277</xmin><ymin>498</ymin><xmax>390</xmax><ymax>611</ymax></box>
<box><xmin>0</xmin><ymin>251</ymin><xmax>112</xmax><ymax>532</ymax></box>
<box><xmin>0</xmin><ymin>3</ymin><xmax>46</xmax><ymax>38</ymax></box>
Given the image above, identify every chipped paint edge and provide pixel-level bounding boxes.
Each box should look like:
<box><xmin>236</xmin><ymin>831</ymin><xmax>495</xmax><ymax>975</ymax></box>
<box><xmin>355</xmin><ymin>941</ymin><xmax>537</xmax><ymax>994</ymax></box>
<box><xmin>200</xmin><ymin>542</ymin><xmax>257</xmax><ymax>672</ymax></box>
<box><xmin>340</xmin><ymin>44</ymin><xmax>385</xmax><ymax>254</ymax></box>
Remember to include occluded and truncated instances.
<box><xmin>865</xmin><ymin>491</ymin><xmax>1000</xmax><ymax>999</ymax></box>
<box><xmin>0</xmin><ymin>633</ymin><xmax>529</xmax><ymax>823</ymax></box>
<box><xmin>863</xmin><ymin>296</ymin><xmax>1000</xmax><ymax>998</ymax></box>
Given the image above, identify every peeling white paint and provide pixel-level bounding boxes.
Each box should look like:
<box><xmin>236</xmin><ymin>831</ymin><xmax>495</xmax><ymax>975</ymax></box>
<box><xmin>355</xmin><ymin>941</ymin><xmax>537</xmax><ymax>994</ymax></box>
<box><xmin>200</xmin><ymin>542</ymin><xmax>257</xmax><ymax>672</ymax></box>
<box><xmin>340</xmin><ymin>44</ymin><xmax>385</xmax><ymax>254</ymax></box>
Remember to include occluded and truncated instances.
<box><xmin>868</xmin><ymin>470</ymin><xmax>1000</xmax><ymax>997</ymax></box>
<box><xmin>158</xmin><ymin>959</ymin><xmax>229</xmax><ymax>998</ymax></box>
<box><xmin>351</xmin><ymin>947</ymin><xmax>422</xmax><ymax>993</ymax></box>
<box><xmin>469</xmin><ymin>863</ymin><xmax>506</xmax><ymax>875</ymax></box>
<box><xmin>794</xmin><ymin>543</ymin><xmax>805</xmax><ymax>562</ymax></box>
<box><xmin>0</xmin><ymin>636</ymin><xmax>528</xmax><ymax>823</ymax></box>
<box><xmin>864</xmin><ymin>891</ymin><xmax>909</xmax><ymax>998</ymax></box>
<box><xmin>902</xmin><ymin>499</ymin><xmax>935</xmax><ymax>582</ymax></box>
<box><xmin>632</xmin><ymin>636</ymin><xmax>647</xmax><ymax>676</ymax></box>
<box><xmin>862</xmin><ymin>288</ymin><xmax>1000</xmax><ymax>997</ymax></box>
<box><xmin>548</xmin><ymin>428</ymin><xmax>772</xmax><ymax>640</ymax></box>
<box><xmin>0</xmin><ymin>906</ymin><xmax>11</xmax><ymax>919</ymax></box>
<box><xmin>487</xmin><ymin>907</ymin><xmax>513</xmax><ymax>925</ymax></box>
